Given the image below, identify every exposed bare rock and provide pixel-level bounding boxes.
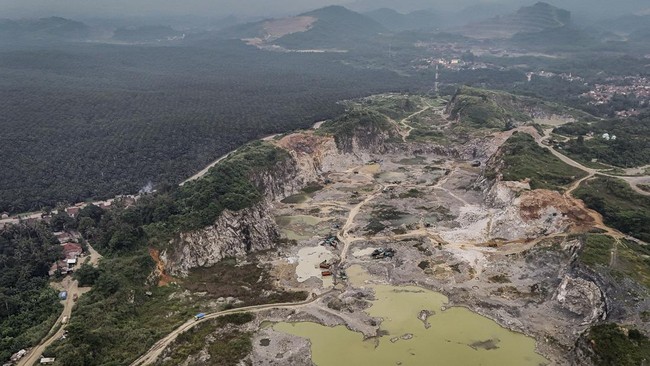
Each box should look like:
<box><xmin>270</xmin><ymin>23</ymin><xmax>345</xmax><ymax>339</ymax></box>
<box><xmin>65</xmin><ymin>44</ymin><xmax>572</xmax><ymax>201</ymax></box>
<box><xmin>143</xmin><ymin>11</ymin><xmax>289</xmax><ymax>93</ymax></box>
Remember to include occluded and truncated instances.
<box><xmin>555</xmin><ymin>275</ymin><xmax>606</xmax><ymax>323</ymax></box>
<box><xmin>250</xmin><ymin>328</ymin><xmax>315</xmax><ymax>366</ymax></box>
<box><xmin>160</xmin><ymin>200</ymin><xmax>279</xmax><ymax>276</ymax></box>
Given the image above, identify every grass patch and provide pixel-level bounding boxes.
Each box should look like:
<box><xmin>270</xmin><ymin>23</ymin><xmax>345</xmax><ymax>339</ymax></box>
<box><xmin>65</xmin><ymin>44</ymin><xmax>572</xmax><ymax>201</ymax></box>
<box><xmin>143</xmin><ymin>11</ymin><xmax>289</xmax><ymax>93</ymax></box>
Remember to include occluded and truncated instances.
<box><xmin>616</xmin><ymin>239</ymin><xmax>650</xmax><ymax>289</ymax></box>
<box><xmin>498</xmin><ymin>132</ymin><xmax>587</xmax><ymax>191</ymax></box>
<box><xmin>301</xmin><ymin>182</ymin><xmax>324</xmax><ymax>194</ymax></box>
<box><xmin>399</xmin><ymin>188</ymin><xmax>425</xmax><ymax>198</ymax></box>
<box><xmin>578</xmin><ymin>234</ymin><xmax>615</xmax><ymax>267</ymax></box>
<box><xmin>576</xmin><ymin>234</ymin><xmax>650</xmax><ymax>289</ymax></box>
<box><xmin>574</xmin><ymin>176</ymin><xmax>650</xmax><ymax>242</ymax></box>
<box><xmin>488</xmin><ymin>274</ymin><xmax>511</xmax><ymax>283</ymax></box>
<box><xmin>364</xmin><ymin>220</ymin><xmax>386</xmax><ymax>235</ymax></box>
<box><xmin>370</xmin><ymin>204</ymin><xmax>407</xmax><ymax>221</ymax></box>
<box><xmin>281</xmin><ymin>193</ymin><xmax>309</xmax><ymax>204</ymax></box>
<box><xmin>183</xmin><ymin>258</ymin><xmax>308</xmax><ymax>306</ymax></box>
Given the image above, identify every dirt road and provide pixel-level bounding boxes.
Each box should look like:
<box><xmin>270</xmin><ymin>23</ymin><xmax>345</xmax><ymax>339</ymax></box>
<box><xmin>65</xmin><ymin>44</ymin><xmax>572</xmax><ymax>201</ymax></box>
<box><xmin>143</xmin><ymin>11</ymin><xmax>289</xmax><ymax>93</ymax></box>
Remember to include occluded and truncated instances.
<box><xmin>338</xmin><ymin>184</ymin><xmax>387</xmax><ymax>262</ymax></box>
<box><xmin>535</xmin><ymin>129</ymin><xmax>650</xmax><ymax>196</ymax></box>
<box><xmin>17</xmin><ymin>244</ymin><xmax>102</xmax><ymax>366</ymax></box>
<box><xmin>17</xmin><ymin>280</ymin><xmax>81</xmax><ymax>366</ymax></box>
<box><xmin>130</xmin><ymin>291</ymin><xmax>332</xmax><ymax>366</ymax></box>
<box><xmin>397</xmin><ymin>105</ymin><xmax>432</xmax><ymax>142</ymax></box>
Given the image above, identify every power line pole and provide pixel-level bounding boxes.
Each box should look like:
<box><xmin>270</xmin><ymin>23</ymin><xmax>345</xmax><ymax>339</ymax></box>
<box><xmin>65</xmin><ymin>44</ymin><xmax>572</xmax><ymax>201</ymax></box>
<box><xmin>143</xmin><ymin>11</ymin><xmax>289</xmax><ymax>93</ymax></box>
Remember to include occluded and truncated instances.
<box><xmin>435</xmin><ymin>63</ymin><xmax>439</xmax><ymax>96</ymax></box>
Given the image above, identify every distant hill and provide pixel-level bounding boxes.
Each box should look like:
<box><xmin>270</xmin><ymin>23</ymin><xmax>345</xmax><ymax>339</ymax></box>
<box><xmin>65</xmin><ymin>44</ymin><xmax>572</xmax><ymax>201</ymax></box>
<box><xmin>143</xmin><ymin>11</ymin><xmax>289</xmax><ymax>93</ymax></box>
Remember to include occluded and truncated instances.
<box><xmin>452</xmin><ymin>3</ymin><xmax>516</xmax><ymax>26</ymax></box>
<box><xmin>112</xmin><ymin>25</ymin><xmax>184</xmax><ymax>43</ymax></box>
<box><xmin>460</xmin><ymin>2</ymin><xmax>571</xmax><ymax>39</ymax></box>
<box><xmin>629</xmin><ymin>26</ymin><xmax>650</xmax><ymax>42</ymax></box>
<box><xmin>219</xmin><ymin>5</ymin><xmax>386</xmax><ymax>50</ymax></box>
<box><xmin>0</xmin><ymin>17</ymin><xmax>90</xmax><ymax>42</ymax></box>
<box><xmin>364</xmin><ymin>8</ymin><xmax>439</xmax><ymax>31</ymax></box>
<box><xmin>511</xmin><ymin>25</ymin><xmax>596</xmax><ymax>49</ymax></box>
<box><xmin>597</xmin><ymin>14</ymin><xmax>650</xmax><ymax>35</ymax></box>
<box><xmin>274</xmin><ymin>6</ymin><xmax>386</xmax><ymax>49</ymax></box>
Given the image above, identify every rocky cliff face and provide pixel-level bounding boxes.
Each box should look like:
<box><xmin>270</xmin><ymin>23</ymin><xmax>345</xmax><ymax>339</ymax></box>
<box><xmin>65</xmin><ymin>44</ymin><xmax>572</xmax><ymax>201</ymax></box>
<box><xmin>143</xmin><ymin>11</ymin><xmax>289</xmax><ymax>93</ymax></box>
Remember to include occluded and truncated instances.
<box><xmin>159</xmin><ymin>152</ymin><xmax>306</xmax><ymax>277</ymax></box>
<box><xmin>160</xmin><ymin>200</ymin><xmax>280</xmax><ymax>276</ymax></box>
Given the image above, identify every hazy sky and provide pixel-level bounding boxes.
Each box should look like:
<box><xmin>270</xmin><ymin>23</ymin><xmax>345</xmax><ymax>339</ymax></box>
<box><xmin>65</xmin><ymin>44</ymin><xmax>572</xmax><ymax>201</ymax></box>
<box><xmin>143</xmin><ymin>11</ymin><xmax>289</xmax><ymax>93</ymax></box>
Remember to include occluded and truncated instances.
<box><xmin>0</xmin><ymin>0</ymin><xmax>647</xmax><ymax>18</ymax></box>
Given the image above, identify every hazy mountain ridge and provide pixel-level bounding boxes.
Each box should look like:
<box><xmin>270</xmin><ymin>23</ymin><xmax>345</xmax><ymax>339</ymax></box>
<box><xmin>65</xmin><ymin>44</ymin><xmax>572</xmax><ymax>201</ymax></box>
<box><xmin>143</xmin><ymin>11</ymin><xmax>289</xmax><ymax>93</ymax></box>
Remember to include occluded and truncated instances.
<box><xmin>0</xmin><ymin>16</ymin><xmax>90</xmax><ymax>41</ymax></box>
<box><xmin>364</xmin><ymin>8</ymin><xmax>439</xmax><ymax>31</ymax></box>
<box><xmin>112</xmin><ymin>25</ymin><xmax>184</xmax><ymax>42</ymax></box>
<box><xmin>460</xmin><ymin>2</ymin><xmax>571</xmax><ymax>39</ymax></box>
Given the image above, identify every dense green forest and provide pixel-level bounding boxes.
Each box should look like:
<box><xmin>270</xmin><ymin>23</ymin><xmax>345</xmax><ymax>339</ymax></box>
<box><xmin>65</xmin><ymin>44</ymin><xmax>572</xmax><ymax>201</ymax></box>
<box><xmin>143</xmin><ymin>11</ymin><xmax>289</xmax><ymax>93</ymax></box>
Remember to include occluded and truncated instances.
<box><xmin>586</xmin><ymin>323</ymin><xmax>650</xmax><ymax>366</ymax></box>
<box><xmin>574</xmin><ymin>176</ymin><xmax>650</xmax><ymax>242</ymax></box>
<box><xmin>0</xmin><ymin>224</ymin><xmax>62</xmax><ymax>360</ymax></box>
<box><xmin>554</xmin><ymin>113</ymin><xmax>650</xmax><ymax>167</ymax></box>
<box><xmin>0</xmin><ymin>40</ymin><xmax>431</xmax><ymax>214</ymax></box>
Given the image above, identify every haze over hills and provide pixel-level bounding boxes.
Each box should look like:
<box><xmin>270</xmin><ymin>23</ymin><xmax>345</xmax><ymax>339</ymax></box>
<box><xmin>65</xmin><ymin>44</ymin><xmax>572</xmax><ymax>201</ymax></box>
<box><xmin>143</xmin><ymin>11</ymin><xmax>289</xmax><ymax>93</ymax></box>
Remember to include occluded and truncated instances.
<box><xmin>111</xmin><ymin>25</ymin><xmax>184</xmax><ymax>42</ymax></box>
<box><xmin>363</xmin><ymin>8</ymin><xmax>439</xmax><ymax>32</ymax></box>
<box><xmin>460</xmin><ymin>1</ymin><xmax>571</xmax><ymax>39</ymax></box>
<box><xmin>0</xmin><ymin>16</ymin><xmax>90</xmax><ymax>42</ymax></box>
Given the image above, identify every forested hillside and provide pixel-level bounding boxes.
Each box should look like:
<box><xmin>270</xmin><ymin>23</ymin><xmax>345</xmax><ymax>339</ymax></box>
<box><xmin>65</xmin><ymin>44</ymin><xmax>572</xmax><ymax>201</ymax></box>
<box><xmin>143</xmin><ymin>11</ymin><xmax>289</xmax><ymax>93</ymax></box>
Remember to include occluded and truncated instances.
<box><xmin>0</xmin><ymin>224</ymin><xmax>62</xmax><ymax>360</ymax></box>
<box><xmin>0</xmin><ymin>40</ymin><xmax>428</xmax><ymax>214</ymax></box>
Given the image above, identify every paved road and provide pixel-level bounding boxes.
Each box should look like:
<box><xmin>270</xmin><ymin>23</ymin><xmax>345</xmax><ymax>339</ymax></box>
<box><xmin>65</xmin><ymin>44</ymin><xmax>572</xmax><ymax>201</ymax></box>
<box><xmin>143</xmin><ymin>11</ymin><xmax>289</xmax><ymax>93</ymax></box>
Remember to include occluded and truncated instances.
<box><xmin>130</xmin><ymin>291</ymin><xmax>332</xmax><ymax>366</ymax></box>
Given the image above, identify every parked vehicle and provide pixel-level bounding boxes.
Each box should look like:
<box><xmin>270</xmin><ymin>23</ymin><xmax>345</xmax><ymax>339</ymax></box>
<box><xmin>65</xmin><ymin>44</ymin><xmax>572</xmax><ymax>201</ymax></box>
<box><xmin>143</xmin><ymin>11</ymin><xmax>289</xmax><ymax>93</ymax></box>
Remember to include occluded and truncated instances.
<box><xmin>194</xmin><ymin>313</ymin><xmax>206</xmax><ymax>321</ymax></box>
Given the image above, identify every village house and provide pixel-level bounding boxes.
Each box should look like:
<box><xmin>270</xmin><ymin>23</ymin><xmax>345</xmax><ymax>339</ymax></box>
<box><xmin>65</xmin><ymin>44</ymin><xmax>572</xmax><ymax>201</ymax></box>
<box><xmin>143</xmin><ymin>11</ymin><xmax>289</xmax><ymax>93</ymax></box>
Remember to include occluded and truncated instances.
<box><xmin>65</xmin><ymin>206</ymin><xmax>80</xmax><ymax>218</ymax></box>
<box><xmin>54</xmin><ymin>232</ymin><xmax>72</xmax><ymax>243</ymax></box>
<box><xmin>62</xmin><ymin>242</ymin><xmax>83</xmax><ymax>259</ymax></box>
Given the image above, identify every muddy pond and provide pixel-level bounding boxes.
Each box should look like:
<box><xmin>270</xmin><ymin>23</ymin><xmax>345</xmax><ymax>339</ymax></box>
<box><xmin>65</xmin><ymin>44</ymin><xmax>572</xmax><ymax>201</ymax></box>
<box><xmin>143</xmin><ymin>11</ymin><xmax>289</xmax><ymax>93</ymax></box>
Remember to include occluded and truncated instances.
<box><xmin>274</xmin><ymin>281</ymin><xmax>547</xmax><ymax>365</ymax></box>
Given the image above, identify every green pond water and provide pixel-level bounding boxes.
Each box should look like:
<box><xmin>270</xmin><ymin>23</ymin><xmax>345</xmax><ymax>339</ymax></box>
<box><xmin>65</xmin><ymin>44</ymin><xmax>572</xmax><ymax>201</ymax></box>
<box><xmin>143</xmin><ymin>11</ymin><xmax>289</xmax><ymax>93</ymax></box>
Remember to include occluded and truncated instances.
<box><xmin>281</xmin><ymin>193</ymin><xmax>311</xmax><ymax>204</ymax></box>
<box><xmin>274</xmin><ymin>285</ymin><xmax>548</xmax><ymax>366</ymax></box>
<box><xmin>277</xmin><ymin>215</ymin><xmax>331</xmax><ymax>241</ymax></box>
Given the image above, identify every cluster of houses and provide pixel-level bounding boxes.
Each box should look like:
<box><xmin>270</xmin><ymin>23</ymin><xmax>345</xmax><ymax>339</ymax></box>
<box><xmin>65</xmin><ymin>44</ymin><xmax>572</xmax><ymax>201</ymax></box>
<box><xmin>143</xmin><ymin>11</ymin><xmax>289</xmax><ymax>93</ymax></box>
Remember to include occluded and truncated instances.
<box><xmin>582</xmin><ymin>76</ymin><xmax>650</xmax><ymax>107</ymax></box>
<box><xmin>48</xmin><ymin>232</ymin><xmax>84</xmax><ymax>276</ymax></box>
<box><xmin>0</xmin><ymin>195</ymin><xmax>138</xmax><ymax>229</ymax></box>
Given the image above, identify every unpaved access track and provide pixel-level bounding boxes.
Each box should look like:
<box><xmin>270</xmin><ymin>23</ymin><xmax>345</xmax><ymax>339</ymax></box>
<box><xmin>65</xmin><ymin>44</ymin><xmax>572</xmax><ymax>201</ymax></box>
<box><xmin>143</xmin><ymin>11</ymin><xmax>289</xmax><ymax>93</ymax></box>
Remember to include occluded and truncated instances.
<box><xmin>130</xmin><ymin>291</ymin><xmax>332</xmax><ymax>366</ymax></box>
<box><xmin>18</xmin><ymin>245</ymin><xmax>102</xmax><ymax>366</ymax></box>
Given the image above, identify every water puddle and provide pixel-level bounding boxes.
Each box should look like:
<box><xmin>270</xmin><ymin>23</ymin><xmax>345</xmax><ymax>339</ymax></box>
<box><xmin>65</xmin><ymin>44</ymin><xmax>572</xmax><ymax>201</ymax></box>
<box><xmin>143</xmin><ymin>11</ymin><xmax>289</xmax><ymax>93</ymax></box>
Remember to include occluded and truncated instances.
<box><xmin>275</xmin><ymin>268</ymin><xmax>548</xmax><ymax>365</ymax></box>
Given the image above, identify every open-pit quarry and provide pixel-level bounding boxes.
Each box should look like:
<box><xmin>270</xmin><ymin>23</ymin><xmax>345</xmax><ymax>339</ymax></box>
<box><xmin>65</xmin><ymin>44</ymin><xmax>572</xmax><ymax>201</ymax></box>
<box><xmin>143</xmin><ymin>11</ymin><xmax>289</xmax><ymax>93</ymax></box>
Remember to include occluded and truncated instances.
<box><xmin>140</xmin><ymin>93</ymin><xmax>650</xmax><ymax>366</ymax></box>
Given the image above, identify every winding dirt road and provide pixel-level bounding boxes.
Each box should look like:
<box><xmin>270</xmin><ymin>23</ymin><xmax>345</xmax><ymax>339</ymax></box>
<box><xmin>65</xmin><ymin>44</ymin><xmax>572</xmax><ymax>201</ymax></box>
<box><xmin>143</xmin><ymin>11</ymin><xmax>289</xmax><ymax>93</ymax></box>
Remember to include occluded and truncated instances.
<box><xmin>130</xmin><ymin>291</ymin><xmax>332</xmax><ymax>366</ymax></box>
<box><xmin>535</xmin><ymin>128</ymin><xmax>650</xmax><ymax>197</ymax></box>
<box><xmin>17</xmin><ymin>244</ymin><xmax>102</xmax><ymax>366</ymax></box>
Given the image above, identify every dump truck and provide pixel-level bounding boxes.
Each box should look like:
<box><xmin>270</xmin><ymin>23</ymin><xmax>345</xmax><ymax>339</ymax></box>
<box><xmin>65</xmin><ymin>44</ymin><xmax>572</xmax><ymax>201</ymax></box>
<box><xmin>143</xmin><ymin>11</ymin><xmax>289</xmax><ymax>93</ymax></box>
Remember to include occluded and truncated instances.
<box><xmin>194</xmin><ymin>313</ymin><xmax>206</xmax><ymax>321</ymax></box>
<box><xmin>321</xmin><ymin>270</ymin><xmax>333</xmax><ymax>277</ymax></box>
